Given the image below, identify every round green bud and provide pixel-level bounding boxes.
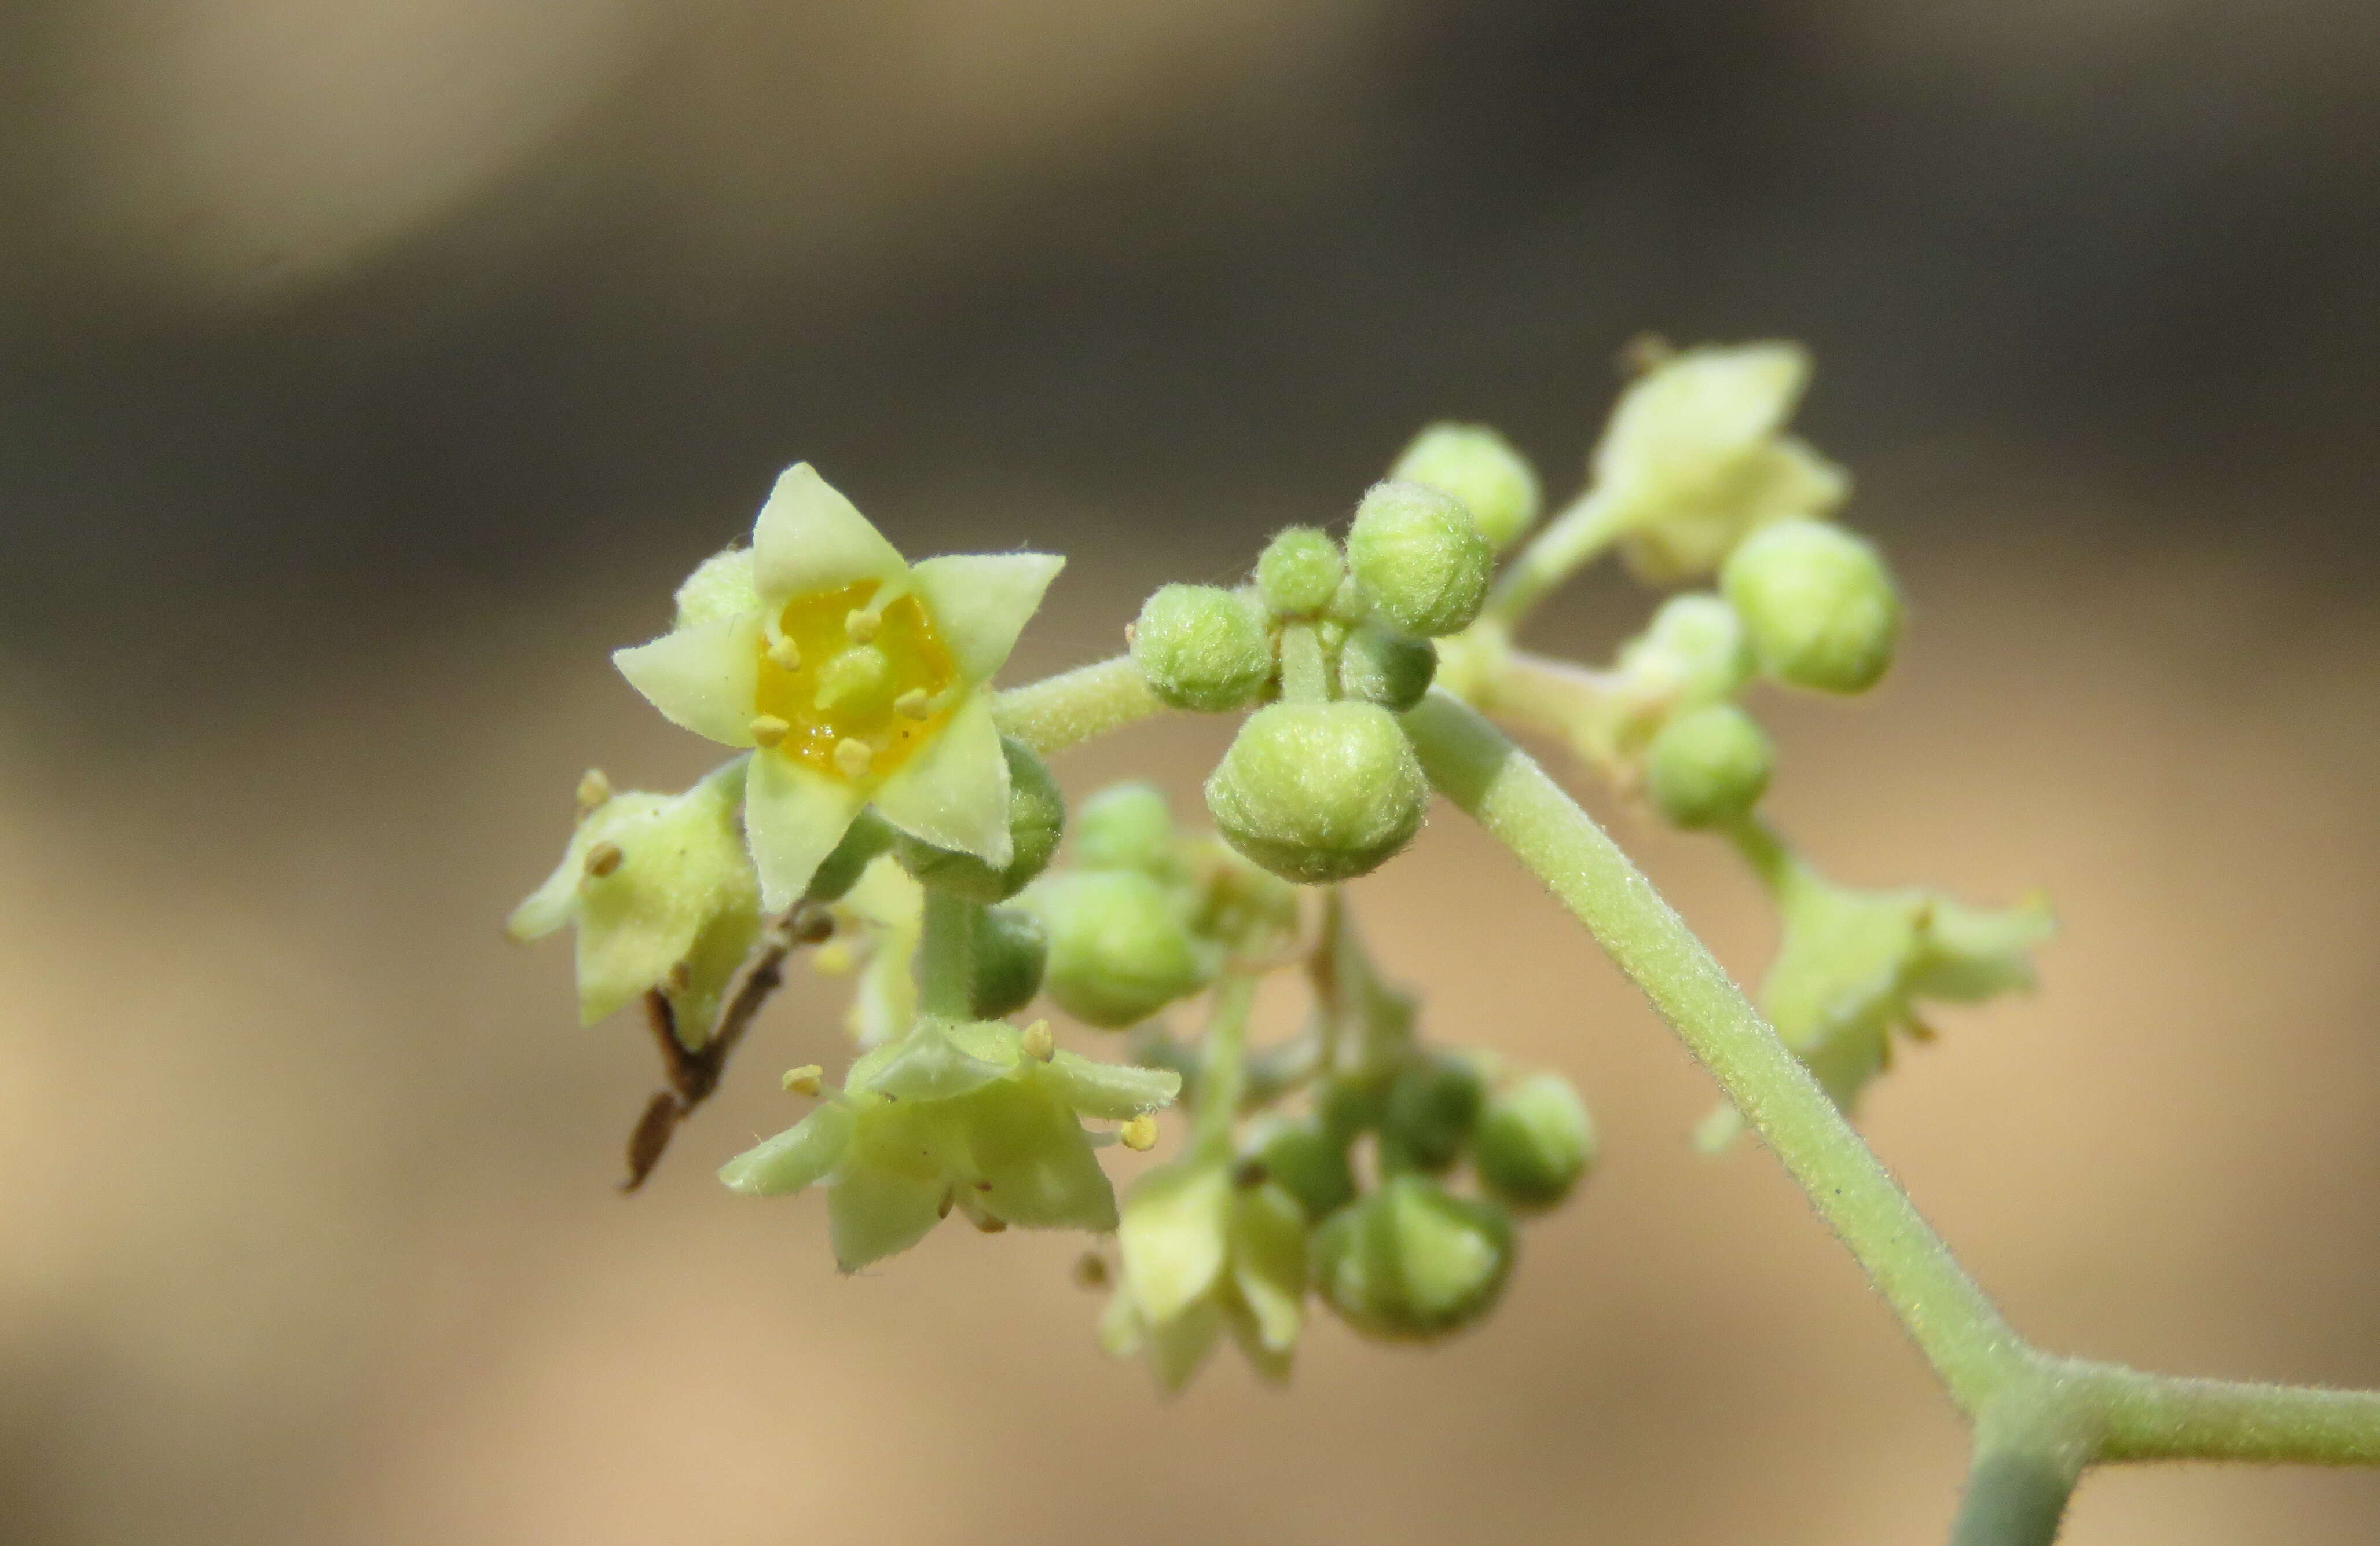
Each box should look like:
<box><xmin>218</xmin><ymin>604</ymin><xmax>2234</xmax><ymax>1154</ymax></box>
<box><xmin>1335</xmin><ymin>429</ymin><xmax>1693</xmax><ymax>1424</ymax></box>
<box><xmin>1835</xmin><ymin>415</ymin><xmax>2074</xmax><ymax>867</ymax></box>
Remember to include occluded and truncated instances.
<box><xmin>1389</xmin><ymin>423</ymin><xmax>1542</xmax><ymax>552</ymax></box>
<box><xmin>893</xmin><ymin>738</ymin><xmax>1065</xmax><ymax>902</ymax></box>
<box><xmin>804</xmin><ymin>810</ymin><xmax>896</xmax><ymax>902</ymax></box>
<box><xmin>1131</xmin><ymin>583</ymin><xmax>1275</xmax><ymax>711</ymax></box>
<box><xmin>1204</xmin><ymin>701</ymin><xmax>1428</xmax><ymax>884</ymax></box>
<box><xmin>1645</xmin><ymin>702</ymin><xmax>1774</xmax><ymax>830</ymax></box>
<box><xmin>1622</xmin><ymin>592</ymin><xmax>1754</xmax><ymax>708</ymax></box>
<box><xmin>1381</xmin><ymin>1054</ymin><xmax>1486</xmax><ymax>1174</ymax></box>
<box><xmin>1474</xmin><ymin>1072</ymin><xmax>1596</xmax><ymax>1211</ymax></box>
<box><xmin>1256</xmin><ymin>527</ymin><xmax>1347</xmax><ymax>617</ymax></box>
<box><xmin>1030</xmin><ymin>870</ymin><xmax>1212</xmax><ymax>1028</ymax></box>
<box><xmin>968</xmin><ymin>905</ymin><xmax>1048</xmax><ymax>1020</ymax></box>
<box><xmin>1312</xmin><ymin>1175</ymin><xmax>1516</xmax><ymax>1342</ymax></box>
<box><xmin>1345</xmin><ymin>481</ymin><xmax>1494</xmax><ymax>639</ymax></box>
<box><xmin>1243</xmin><ymin>1114</ymin><xmax>1357</xmax><ymax>1221</ymax></box>
<box><xmin>1318</xmin><ymin>1071</ymin><xmax>1392</xmax><ymax>1142</ymax></box>
<box><xmin>1720</xmin><ymin>519</ymin><xmax>1901</xmax><ymax>694</ymax></box>
<box><xmin>1335</xmin><ymin>625</ymin><xmax>1437</xmax><ymax>712</ymax></box>
<box><xmin>1073</xmin><ymin>782</ymin><xmax>1175</xmax><ymax>874</ymax></box>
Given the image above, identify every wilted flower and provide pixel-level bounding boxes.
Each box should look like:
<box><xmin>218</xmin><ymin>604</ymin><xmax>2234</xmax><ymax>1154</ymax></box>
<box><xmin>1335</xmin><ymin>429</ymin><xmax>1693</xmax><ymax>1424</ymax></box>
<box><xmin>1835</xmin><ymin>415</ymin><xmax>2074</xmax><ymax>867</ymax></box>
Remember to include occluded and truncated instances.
<box><xmin>614</xmin><ymin>463</ymin><xmax>1063</xmax><ymax>908</ymax></box>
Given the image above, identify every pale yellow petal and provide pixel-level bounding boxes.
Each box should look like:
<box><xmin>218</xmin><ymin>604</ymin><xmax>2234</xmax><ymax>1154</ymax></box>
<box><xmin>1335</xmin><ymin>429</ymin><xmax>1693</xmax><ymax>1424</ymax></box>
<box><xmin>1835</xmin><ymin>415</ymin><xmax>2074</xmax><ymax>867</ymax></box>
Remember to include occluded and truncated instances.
<box><xmin>746</xmin><ymin>752</ymin><xmax>867</xmax><ymax>910</ymax></box>
<box><xmin>751</xmin><ymin>463</ymin><xmax>909</xmax><ymax>601</ymax></box>
<box><xmin>908</xmin><ymin>552</ymin><xmax>1064</xmax><ymax>682</ymax></box>
<box><xmin>613</xmin><ymin>615</ymin><xmax>763</xmax><ymax>748</ymax></box>
<box><xmin>867</xmin><ymin>692</ymin><xmax>1013</xmax><ymax>867</ymax></box>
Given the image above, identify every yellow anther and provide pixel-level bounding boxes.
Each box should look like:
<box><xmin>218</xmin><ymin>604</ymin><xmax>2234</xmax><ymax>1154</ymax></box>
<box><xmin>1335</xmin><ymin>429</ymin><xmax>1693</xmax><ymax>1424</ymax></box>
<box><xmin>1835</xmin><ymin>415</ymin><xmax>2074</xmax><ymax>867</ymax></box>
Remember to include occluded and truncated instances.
<box><xmin>1119</xmin><ymin>1114</ymin><xmax>1158</xmax><ymax>1152</ymax></box>
<box><xmin>811</xmin><ymin>940</ymin><xmax>855</xmax><ymax>975</ymax></box>
<box><xmin>833</xmin><ymin>738</ymin><xmax>874</xmax><ymax>779</ymax></box>
<box><xmin>574</xmin><ymin>768</ymin><xmax>611</xmax><ymax>819</ymax></box>
<box><xmin>584</xmin><ymin>841</ymin><xmax>625</xmax><ymax>878</ymax></box>
<box><xmin>768</xmin><ymin>637</ymin><xmax>802</xmax><ymax>671</ymax></box>
<box><xmin>973</xmin><ymin>1214</ymin><xmax>1009</xmax><ymax>1234</ymax></box>
<box><xmin>749</xmin><ymin>714</ymin><xmax>791</xmax><ymax>748</ymax></box>
<box><xmin>781</xmin><ymin>1064</ymin><xmax>824</xmax><ymax>1097</ymax></box>
<box><xmin>1020</xmin><ymin>1020</ymin><xmax>1055</xmax><ymax>1061</ymax></box>
<box><xmin>1072</xmin><ymin>1252</ymin><xmax>1110</xmax><ymax>1289</ymax></box>
<box><xmin>894</xmin><ymin>688</ymin><xmax>934</xmax><ymax>720</ymax></box>
<box><xmin>844</xmin><ymin>608</ymin><xmax>880</xmax><ymax>644</ymax></box>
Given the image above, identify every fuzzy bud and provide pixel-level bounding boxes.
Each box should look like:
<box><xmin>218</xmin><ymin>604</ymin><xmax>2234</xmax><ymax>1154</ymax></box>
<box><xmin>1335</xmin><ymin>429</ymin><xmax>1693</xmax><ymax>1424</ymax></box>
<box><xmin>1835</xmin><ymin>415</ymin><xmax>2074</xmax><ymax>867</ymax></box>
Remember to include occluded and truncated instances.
<box><xmin>894</xmin><ymin>738</ymin><xmax>1065</xmax><ymax>902</ymax></box>
<box><xmin>1243</xmin><ymin>1115</ymin><xmax>1357</xmax><ymax>1221</ymax></box>
<box><xmin>969</xmin><ymin>905</ymin><xmax>1049</xmax><ymax>1020</ymax></box>
<box><xmin>1619</xmin><ymin>592</ymin><xmax>1754</xmax><ymax>709</ymax></box>
<box><xmin>1256</xmin><ymin>527</ymin><xmax>1347</xmax><ymax>617</ymax></box>
<box><xmin>1335</xmin><ymin>625</ymin><xmax>1437</xmax><ymax>712</ymax></box>
<box><xmin>1074</xmin><ymin>782</ymin><xmax>1176</xmax><ymax>874</ymax></box>
<box><xmin>1205</xmin><ymin>702</ymin><xmax>1428</xmax><ymax>884</ymax></box>
<box><xmin>1721</xmin><ymin>519</ymin><xmax>1900</xmax><ymax>694</ymax></box>
<box><xmin>1474</xmin><ymin>1072</ymin><xmax>1596</xmax><ymax>1211</ymax></box>
<box><xmin>1345</xmin><ymin>481</ymin><xmax>1493</xmax><ymax>639</ymax></box>
<box><xmin>1311</xmin><ymin>1175</ymin><xmax>1515</xmax><ymax>1342</ymax></box>
<box><xmin>1381</xmin><ymin>1054</ymin><xmax>1486</xmax><ymax>1174</ymax></box>
<box><xmin>1028</xmin><ymin>870</ymin><xmax>1213</xmax><ymax>1028</ymax></box>
<box><xmin>1131</xmin><ymin>584</ymin><xmax>1275</xmax><ymax>711</ymax></box>
<box><xmin>1645</xmin><ymin>702</ymin><xmax>1774</xmax><ymax>830</ymax></box>
<box><xmin>1389</xmin><ymin>423</ymin><xmax>1542</xmax><ymax>552</ymax></box>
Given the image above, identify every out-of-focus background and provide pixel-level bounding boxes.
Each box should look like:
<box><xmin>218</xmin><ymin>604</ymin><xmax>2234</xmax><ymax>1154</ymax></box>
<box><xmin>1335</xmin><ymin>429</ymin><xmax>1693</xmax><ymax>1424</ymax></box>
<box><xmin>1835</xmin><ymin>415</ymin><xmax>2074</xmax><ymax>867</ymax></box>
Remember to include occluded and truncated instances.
<box><xmin>5</xmin><ymin>2</ymin><xmax>2379</xmax><ymax>1541</ymax></box>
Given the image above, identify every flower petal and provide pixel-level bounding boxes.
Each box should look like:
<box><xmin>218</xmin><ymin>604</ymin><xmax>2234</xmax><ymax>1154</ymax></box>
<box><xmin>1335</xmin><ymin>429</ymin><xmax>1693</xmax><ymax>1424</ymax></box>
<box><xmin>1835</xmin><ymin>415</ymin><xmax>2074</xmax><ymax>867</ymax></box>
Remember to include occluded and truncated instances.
<box><xmin>908</xmin><ymin>552</ymin><xmax>1065</xmax><ymax>683</ymax></box>
<box><xmin>1229</xmin><ymin>1182</ymin><xmax>1309</xmax><ymax>1354</ymax></box>
<box><xmin>751</xmin><ymin>463</ymin><xmax>910</xmax><ymax>601</ymax></box>
<box><xmin>1042</xmin><ymin>1051</ymin><xmax>1182</xmax><ymax>1121</ymax></box>
<box><xmin>719</xmin><ymin>1102</ymin><xmax>856</xmax><ymax>1196</ymax></box>
<box><xmin>827</xmin><ymin>1165</ymin><xmax>947</xmax><ymax>1272</ymax></box>
<box><xmin>747</xmin><ymin>753</ymin><xmax>867</xmax><ymax>910</ymax></box>
<box><xmin>868</xmin><ymin>692</ymin><xmax>1013</xmax><ymax>867</ymax></box>
<box><xmin>614</xmin><ymin>615</ymin><xmax>764</xmax><ymax>749</ymax></box>
<box><xmin>1119</xmin><ymin>1161</ymin><xmax>1232</xmax><ymax>1327</ymax></box>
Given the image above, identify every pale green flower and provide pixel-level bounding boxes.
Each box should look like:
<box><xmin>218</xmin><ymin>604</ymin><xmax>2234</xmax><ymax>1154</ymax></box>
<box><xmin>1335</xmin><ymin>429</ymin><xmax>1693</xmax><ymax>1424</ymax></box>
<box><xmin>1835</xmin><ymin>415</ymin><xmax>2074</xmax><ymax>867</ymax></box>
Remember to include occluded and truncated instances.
<box><xmin>1594</xmin><ymin>343</ymin><xmax>1850</xmax><ymax>584</ymax></box>
<box><xmin>614</xmin><ymin>463</ymin><xmax>1064</xmax><ymax>909</ymax></box>
<box><xmin>720</xmin><ymin>1017</ymin><xmax>1180</xmax><ymax>1272</ymax></box>
<box><xmin>1101</xmin><ymin>1156</ymin><xmax>1308</xmax><ymax>1390</ymax></box>
<box><xmin>506</xmin><ymin>760</ymin><xmax>762</xmax><ymax>1047</ymax></box>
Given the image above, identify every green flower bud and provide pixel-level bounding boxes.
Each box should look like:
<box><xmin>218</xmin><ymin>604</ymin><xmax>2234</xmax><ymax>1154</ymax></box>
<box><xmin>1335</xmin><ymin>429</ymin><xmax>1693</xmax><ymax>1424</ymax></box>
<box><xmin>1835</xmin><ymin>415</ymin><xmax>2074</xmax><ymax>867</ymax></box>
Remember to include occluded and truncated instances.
<box><xmin>1242</xmin><ymin>1114</ymin><xmax>1356</xmax><ymax>1221</ymax></box>
<box><xmin>1389</xmin><ymin>422</ymin><xmax>1542</xmax><ymax>552</ymax></box>
<box><xmin>969</xmin><ymin>905</ymin><xmax>1048</xmax><ymax>1020</ymax></box>
<box><xmin>1645</xmin><ymin>702</ymin><xmax>1774</xmax><ymax>830</ymax></box>
<box><xmin>1256</xmin><ymin>527</ymin><xmax>1347</xmax><ymax>617</ymax></box>
<box><xmin>893</xmin><ymin>737</ymin><xmax>1065</xmax><ymax>902</ymax></box>
<box><xmin>1131</xmin><ymin>583</ymin><xmax>1275</xmax><ymax>711</ymax></box>
<box><xmin>1345</xmin><ymin>481</ymin><xmax>1493</xmax><ymax>638</ymax></box>
<box><xmin>806</xmin><ymin>811</ymin><xmax>897</xmax><ymax>902</ymax></box>
<box><xmin>1620</xmin><ymin>592</ymin><xmax>1754</xmax><ymax>709</ymax></box>
<box><xmin>1381</xmin><ymin>1053</ymin><xmax>1486</xmax><ymax>1174</ymax></box>
<box><xmin>1474</xmin><ymin>1072</ymin><xmax>1596</xmax><ymax>1211</ymax></box>
<box><xmin>1721</xmin><ymin>519</ymin><xmax>1900</xmax><ymax>694</ymax></box>
<box><xmin>1027</xmin><ymin>870</ymin><xmax>1213</xmax><ymax>1028</ymax></box>
<box><xmin>1204</xmin><ymin>701</ymin><xmax>1428</xmax><ymax>884</ymax></box>
<box><xmin>1318</xmin><ymin>1071</ymin><xmax>1392</xmax><ymax>1142</ymax></box>
<box><xmin>1074</xmin><ymin>782</ymin><xmax>1175</xmax><ymax>874</ymax></box>
<box><xmin>1335</xmin><ymin>625</ymin><xmax>1437</xmax><ymax>712</ymax></box>
<box><xmin>1311</xmin><ymin>1175</ymin><xmax>1515</xmax><ymax>1342</ymax></box>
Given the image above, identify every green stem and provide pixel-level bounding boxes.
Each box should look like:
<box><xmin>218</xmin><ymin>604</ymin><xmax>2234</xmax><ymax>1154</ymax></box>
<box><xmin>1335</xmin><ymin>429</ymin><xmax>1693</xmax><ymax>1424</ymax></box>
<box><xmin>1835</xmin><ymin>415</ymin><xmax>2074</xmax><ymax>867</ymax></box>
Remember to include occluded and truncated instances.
<box><xmin>1481</xmin><ymin>485</ymin><xmax>1633</xmax><ymax>627</ymax></box>
<box><xmin>916</xmin><ymin>889</ymin><xmax>980</xmax><ymax>1019</ymax></box>
<box><xmin>1192</xmin><ymin>972</ymin><xmax>1259</xmax><ymax>1154</ymax></box>
<box><xmin>1278</xmin><ymin>622</ymin><xmax>1329</xmax><ymax>704</ymax></box>
<box><xmin>1722</xmin><ymin>814</ymin><xmax>1805</xmax><ymax>899</ymax></box>
<box><xmin>1400</xmin><ymin>691</ymin><xmax>2026</xmax><ymax>1409</ymax></box>
<box><xmin>2064</xmin><ymin>1358</ymin><xmax>2380</xmax><ymax>1465</ymax></box>
<box><xmin>992</xmin><ymin>655</ymin><xmax>1165</xmax><ymax>755</ymax></box>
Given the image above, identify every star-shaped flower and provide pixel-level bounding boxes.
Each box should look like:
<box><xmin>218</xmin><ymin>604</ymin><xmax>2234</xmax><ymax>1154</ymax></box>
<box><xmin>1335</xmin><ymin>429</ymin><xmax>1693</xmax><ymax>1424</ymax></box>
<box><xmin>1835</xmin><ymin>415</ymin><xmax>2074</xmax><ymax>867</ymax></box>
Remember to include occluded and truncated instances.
<box><xmin>614</xmin><ymin>464</ymin><xmax>1064</xmax><ymax>910</ymax></box>
<box><xmin>1100</xmin><ymin>1156</ymin><xmax>1309</xmax><ymax>1390</ymax></box>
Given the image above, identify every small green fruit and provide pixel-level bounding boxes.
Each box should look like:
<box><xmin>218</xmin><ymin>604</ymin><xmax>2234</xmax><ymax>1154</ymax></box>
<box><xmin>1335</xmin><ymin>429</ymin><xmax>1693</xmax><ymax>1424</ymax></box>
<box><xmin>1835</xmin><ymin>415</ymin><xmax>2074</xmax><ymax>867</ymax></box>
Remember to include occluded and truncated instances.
<box><xmin>1205</xmin><ymin>701</ymin><xmax>1428</xmax><ymax>884</ymax></box>
<box><xmin>1256</xmin><ymin>527</ymin><xmax>1347</xmax><ymax>617</ymax></box>
<box><xmin>1345</xmin><ymin>481</ymin><xmax>1494</xmax><ymax>638</ymax></box>
<box><xmin>969</xmin><ymin>905</ymin><xmax>1048</xmax><ymax>1020</ymax></box>
<box><xmin>1030</xmin><ymin>870</ymin><xmax>1212</xmax><ymax>1028</ymax></box>
<box><xmin>1389</xmin><ymin>423</ymin><xmax>1542</xmax><ymax>552</ymax></box>
<box><xmin>1244</xmin><ymin>1115</ymin><xmax>1357</xmax><ymax>1221</ymax></box>
<box><xmin>1131</xmin><ymin>584</ymin><xmax>1275</xmax><ymax>711</ymax></box>
<box><xmin>1311</xmin><ymin>1175</ymin><xmax>1516</xmax><ymax>1342</ymax></box>
<box><xmin>1335</xmin><ymin>625</ymin><xmax>1437</xmax><ymax>712</ymax></box>
<box><xmin>1645</xmin><ymin>702</ymin><xmax>1774</xmax><ymax>830</ymax></box>
<box><xmin>1721</xmin><ymin>519</ymin><xmax>1901</xmax><ymax>694</ymax></box>
<box><xmin>1474</xmin><ymin>1072</ymin><xmax>1596</xmax><ymax>1211</ymax></box>
<box><xmin>1074</xmin><ymin>782</ymin><xmax>1176</xmax><ymax>874</ymax></box>
<box><xmin>1382</xmin><ymin>1054</ymin><xmax>1486</xmax><ymax>1173</ymax></box>
<box><xmin>894</xmin><ymin>738</ymin><xmax>1065</xmax><ymax>902</ymax></box>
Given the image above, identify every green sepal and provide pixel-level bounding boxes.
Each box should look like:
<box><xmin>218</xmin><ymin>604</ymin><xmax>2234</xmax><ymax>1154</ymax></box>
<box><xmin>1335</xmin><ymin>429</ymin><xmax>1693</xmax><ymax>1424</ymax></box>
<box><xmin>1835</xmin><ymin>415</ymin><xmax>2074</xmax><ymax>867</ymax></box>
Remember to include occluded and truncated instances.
<box><xmin>718</xmin><ymin>1102</ymin><xmax>857</xmax><ymax>1196</ymax></box>
<box><xmin>1042</xmin><ymin>1050</ymin><xmax>1182</xmax><ymax>1120</ymax></box>
<box><xmin>846</xmin><ymin>1018</ymin><xmax>1020</xmax><ymax>1103</ymax></box>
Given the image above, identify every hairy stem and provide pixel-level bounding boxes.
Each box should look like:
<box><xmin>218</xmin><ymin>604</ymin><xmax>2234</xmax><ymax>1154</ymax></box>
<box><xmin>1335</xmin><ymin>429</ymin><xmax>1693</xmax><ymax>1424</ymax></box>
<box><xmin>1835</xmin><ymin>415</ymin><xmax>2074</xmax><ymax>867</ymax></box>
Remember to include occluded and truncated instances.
<box><xmin>1482</xmin><ymin>486</ymin><xmax>1631</xmax><ymax>627</ymax></box>
<box><xmin>993</xmin><ymin>655</ymin><xmax>1165</xmax><ymax>754</ymax></box>
<box><xmin>917</xmin><ymin>889</ymin><xmax>979</xmax><ymax>1019</ymax></box>
<box><xmin>2064</xmin><ymin>1358</ymin><xmax>2380</xmax><ymax>1466</ymax></box>
<box><xmin>1278</xmin><ymin>623</ymin><xmax>1329</xmax><ymax>704</ymax></box>
<box><xmin>1400</xmin><ymin>690</ymin><xmax>2026</xmax><ymax>1408</ymax></box>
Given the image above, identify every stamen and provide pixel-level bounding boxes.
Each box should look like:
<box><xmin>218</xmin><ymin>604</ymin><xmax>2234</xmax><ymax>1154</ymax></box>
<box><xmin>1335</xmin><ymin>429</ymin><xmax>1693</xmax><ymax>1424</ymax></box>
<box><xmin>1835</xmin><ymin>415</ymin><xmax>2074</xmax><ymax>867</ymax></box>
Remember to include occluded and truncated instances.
<box><xmin>833</xmin><ymin>738</ymin><xmax>874</xmax><ymax>779</ymax></box>
<box><xmin>782</xmin><ymin>1064</ymin><xmax>824</xmax><ymax>1097</ymax></box>
<box><xmin>973</xmin><ymin>1215</ymin><xmax>1009</xmax><ymax>1234</ymax></box>
<box><xmin>584</xmin><ymin>841</ymin><xmax>625</xmax><ymax>878</ymax></box>
<box><xmin>894</xmin><ymin>688</ymin><xmax>934</xmax><ymax>720</ymax></box>
<box><xmin>1119</xmin><ymin>1114</ymin><xmax>1158</xmax><ymax>1152</ymax></box>
<box><xmin>1021</xmin><ymin>1020</ymin><xmax>1055</xmax><ymax>1061</ymax></box>
<box><xmin>749</xmin><ymin>714</ymin><xmax>791</xmax><ymax>748</ymax></box>
<box><xmin>574</xmin><ymin>768</ymin><xmax>611</xmax><ymax>819</ymax></box>
<box><xmin>844</xmin><ymin>608</ymin><xmax>880</xmax><ymax>644</ymax></box>
<box><xmin>812</xmin><ymin>941</ymin><xmax>855</xmax><ymax>975</ymax></box>
<box><xmin>768</xmin><ymin>637</ymin><xmax>802</xmax><ymax>671</ymax></box>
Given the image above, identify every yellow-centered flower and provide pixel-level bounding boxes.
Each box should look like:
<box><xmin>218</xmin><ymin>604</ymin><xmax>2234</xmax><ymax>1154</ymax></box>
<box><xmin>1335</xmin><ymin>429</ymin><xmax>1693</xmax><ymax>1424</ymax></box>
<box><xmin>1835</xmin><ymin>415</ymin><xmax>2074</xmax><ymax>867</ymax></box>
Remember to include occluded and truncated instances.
<box><xmin>614</xmin><ymin>464</ymin><xmax>1063</xmax><ymax>908</ymax></box>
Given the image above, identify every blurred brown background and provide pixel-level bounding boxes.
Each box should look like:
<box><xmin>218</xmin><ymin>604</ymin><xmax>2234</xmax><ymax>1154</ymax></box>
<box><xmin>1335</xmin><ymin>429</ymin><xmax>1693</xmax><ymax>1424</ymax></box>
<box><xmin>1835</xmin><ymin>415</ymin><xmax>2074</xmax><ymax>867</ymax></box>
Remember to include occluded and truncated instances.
<box><xmin>4</xmin><ymin>2</ymin><xmax>2379</xmax><ymax>1542</ymax></box>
